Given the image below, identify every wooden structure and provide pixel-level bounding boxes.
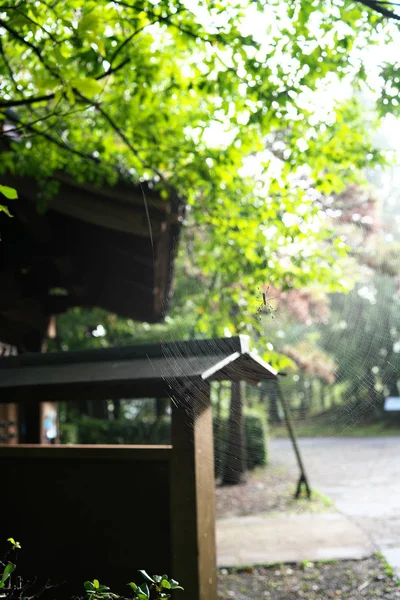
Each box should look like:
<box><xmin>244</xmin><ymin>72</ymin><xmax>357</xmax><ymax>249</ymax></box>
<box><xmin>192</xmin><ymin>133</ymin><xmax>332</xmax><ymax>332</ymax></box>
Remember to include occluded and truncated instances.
<box><xmin>0</xmin><ymin>154</ymin><xmax>183</xmax><ymax>442</ymax></box>
<box><xmin>0</xmin><ymin>171</ymin><xmax>183</xmax><ymax>351</ymax></box>
<box><xmin>0</xmin><ymin>335</ymin><xmax>278</xmax><ymax>600</ymax></box>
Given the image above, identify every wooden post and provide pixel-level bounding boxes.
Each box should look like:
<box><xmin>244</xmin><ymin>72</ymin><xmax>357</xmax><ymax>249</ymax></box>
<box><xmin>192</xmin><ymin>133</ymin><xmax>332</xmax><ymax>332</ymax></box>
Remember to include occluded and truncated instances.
<box><xmin>19</xmin><ymin>402</ymin><xmax>41</xmax><ymax>443</ymax></box>
<box><xmin>18</xmin><ymin>402</ymin><xmax>59</xmax><ymax>444</ymax></box>
<box><xmin>170</xmin><ymin>380</ymin><xmax>217</xmax><ymax>600</ymax></box>
<box><xmin>221</xmin><ymin>380</ymin><xmax>246</xmax><ymax>485</ymax></box>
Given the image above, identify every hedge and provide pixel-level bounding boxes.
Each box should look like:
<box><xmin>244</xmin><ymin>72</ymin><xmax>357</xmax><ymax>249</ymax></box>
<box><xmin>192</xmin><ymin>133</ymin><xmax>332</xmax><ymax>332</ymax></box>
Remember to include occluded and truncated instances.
<box><xmin>61</xmin><ymin>413</ymin><xmax>268</xmax><ymax>474</ymax></box>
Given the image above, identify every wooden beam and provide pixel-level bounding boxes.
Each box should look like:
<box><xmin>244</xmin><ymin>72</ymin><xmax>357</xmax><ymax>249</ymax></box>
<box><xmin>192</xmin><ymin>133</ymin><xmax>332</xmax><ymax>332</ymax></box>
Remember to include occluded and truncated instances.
<box><xmin>0</xmin><ymin>444</ymin><xmax>172</xmax><ymax>460</ymax></box>
<box><xmin>54</xmin><ymin>172</ymin><xmax>169</xmax><ymax>212</ymax></box>
<box><xmin>2</xmin><ymin>174</ymin><xmax>164</xmax><ymax>237</ymax></box>
<box><xmin>170</xmin><ymin>380</ymin><xmax>217</xmax><ymax>600</ymax></box>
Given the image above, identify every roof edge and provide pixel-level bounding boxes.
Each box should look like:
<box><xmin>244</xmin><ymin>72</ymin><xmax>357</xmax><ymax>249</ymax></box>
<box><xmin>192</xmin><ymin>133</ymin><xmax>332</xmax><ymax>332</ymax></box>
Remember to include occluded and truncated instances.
<box><xmin>0</xmin><ymin>336</ymin><xmax>251</xmax><ymax>369</ymax></box>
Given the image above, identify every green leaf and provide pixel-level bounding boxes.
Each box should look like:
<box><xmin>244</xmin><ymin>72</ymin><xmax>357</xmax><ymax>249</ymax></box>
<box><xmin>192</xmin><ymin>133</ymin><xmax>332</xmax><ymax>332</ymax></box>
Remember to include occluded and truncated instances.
<box><xmin>169</xmin><ymin>580</ymin><xmax>183</xmax><ymax>590</ymax></box>
<box><xmin>78</xmin><ymin>11</ymin><xmax>101</xmax><ymax>35</ymax></box>
<box><xmin>161</xmin><ymin>580</ymin><xmax>171</xmax><ymax>589</ymax></box>
<box><xmin>84</xmin><ymin>581</ymin><xmax>94</xmax><ymax>590</ymax></box>
<box><xmin>137</xmin><ymin>584</ymin><xmax>149</xmax><ymax>600</ymax></box>
<box><xmin>71</xmin><ymin>78</ymin><xmax>102</xmax><ymax>98</ymax></box>
<box><xmin>138</xmin><ymin>571</ymin><xmax>154</xmax><ymax>584</ymax></box>
<box><xmin>65</xmin><ymin>84</ymin><xmax>75</xmax><ymax>105</ymax></box>
<box><xmin>54</xmin><ymin>46</ymin><xmax>68</xmax><ymax>67</ymax></box>
<box><xmin>93</xmin><ymin>580</ymin><xmax>100</xmax><ymax>589</ymax></box>
<box><xmin>0</xmin><ymin>205</ymin><xmax>13</xmax><ymax>217</ymax></box>
<box><xmin>0</xmin><ymin>563</ymin><xmax>16</xmax><ymax>588</ymax></box>
<box><xmin>127</xmin><ymin>582</ymin><xmax>138</xmax><ymax>592</ymax></box>
<box><xmin>0</xmin><ymin>185</ymin><xmax>18</xmax><ymax>200</ymax></box>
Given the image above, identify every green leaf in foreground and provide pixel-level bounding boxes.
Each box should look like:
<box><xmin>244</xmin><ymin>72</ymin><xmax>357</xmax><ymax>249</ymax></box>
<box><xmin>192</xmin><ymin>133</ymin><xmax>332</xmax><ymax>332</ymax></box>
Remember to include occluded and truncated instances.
<box><xmin>168</xmin><ymin>580</ymin><xmax>183</xmax><ymax>590</ymax></box>
<box><xmin>138</xmin><ymin>571</ymin><xmax>154</xmax><ymax>584</ymax></box>
<box><xmin>0</xmin><ymin>563</ymin><xmax>16</xmax><ymax>588</ymax></box>
<box><xmin>0</xmin><ymin>185</ymin><xmax>18</xmax><ymax>200</ymax></box>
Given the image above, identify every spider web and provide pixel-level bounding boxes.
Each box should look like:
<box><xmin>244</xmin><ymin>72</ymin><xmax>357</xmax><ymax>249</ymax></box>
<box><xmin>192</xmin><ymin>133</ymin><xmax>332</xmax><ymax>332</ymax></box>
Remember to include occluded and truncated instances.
<box><xmin>159</xmin><ymin>141</ymin><xmax>400</xmax><ymax>449</ymax></box>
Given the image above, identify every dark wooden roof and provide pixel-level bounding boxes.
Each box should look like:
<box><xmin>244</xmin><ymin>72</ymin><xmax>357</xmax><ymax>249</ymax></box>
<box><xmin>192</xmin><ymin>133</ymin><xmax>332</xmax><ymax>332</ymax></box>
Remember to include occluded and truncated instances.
<box><xmin>0</xmin><ymin>335</ymin><xmax>277</xmax><ymax>403</ymax></box>
<box><xmin>0</xmin><ymin>166</ymin><xmax>183</xmax><ymax>351</ymax></box>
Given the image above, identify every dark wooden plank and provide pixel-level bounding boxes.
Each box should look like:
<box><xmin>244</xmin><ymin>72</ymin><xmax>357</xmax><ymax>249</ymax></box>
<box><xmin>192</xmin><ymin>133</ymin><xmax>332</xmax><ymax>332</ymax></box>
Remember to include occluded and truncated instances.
<box><xmin>0</xmin><ymin>444</ymin><xmax>172</xmax><ymax>460</ymax></box>
<box><xmin>1</xmin><ymin>454</ymin><xmax>171</xmax><ymax>598</ymax></box>
<box><xmin>0</xmin><ymin>379</ymin><xmax>170</xmax><ymax>404</ymax></box>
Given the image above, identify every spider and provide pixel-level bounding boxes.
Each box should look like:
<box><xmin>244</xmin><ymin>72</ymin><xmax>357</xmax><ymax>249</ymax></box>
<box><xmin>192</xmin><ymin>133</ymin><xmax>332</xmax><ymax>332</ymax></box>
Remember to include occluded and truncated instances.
<box><xmin>255</xmin><ymin>283</ymin><xmax>275</xmax><ymax>320</ymax></box>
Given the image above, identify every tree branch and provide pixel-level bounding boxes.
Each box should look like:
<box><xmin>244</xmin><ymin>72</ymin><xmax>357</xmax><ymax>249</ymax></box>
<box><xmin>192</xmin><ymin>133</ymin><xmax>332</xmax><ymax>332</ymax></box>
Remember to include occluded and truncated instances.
<box><xmin>0</xmin><ymin>19</ymin><xmax>62</xmax><ymax>81</ymax></box>
<box><xmin>13</xmin><ymin>6</ymin><xmax>59</xmax><ymax>44</ymax></box>
<box><xmin>4</xmin><ymin>111</ymin><xmax>102</xmax><ymax>164</ymax></box>
<box><xmin>0</xmin><ymin>58</ymin><xmax>130</xmax><ymax>108</ymax></box>
<box><xmin>356</xmin><ymin>0</ymin><xmax>400</xmax><ymax>19</ymax></box>
<box><xmin>109</xmin><ymin>21</ymin><xmax>158</xmax><ymax>66</ymax></box>
<box><xmin>0</xmin><ymin>38</ymin><xmax>20</xmax><ymax>95</ymax></box>
<box><xmin>111</xmin><ymin>0</ymin><xmax>212</xmax><ymax>44</ymax></box>
<box><xmin>81</xmin><ymin>93</ymin><xmax>167</xmax><ymax>182</ymax></box>
<box><xmin>0</xmin><ymin>94</ymin><xmax>56</xmax><ymax>108</ymax></box>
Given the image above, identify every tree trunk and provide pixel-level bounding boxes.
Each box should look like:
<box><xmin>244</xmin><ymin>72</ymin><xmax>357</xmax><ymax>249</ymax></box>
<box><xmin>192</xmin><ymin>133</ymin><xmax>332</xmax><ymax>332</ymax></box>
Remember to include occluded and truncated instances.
<box><xmin>387</xmin><ymin>376</ymin><xmax>399</xmax><ymax>397</ymax></box>
<box><xmin>267</xmin><ymin>381</ymin><xmax>281</xmax><ymax>424</ymax></box>
<box><xmin>306</xmin><ymin>378</ymin><xmax>313</xmax><ymax>413</ymax></box>
<box><xmin>113</xmin><ymin>399</ymin><xmax>121</xmax><ymax>420</ymax></box>
<box><xmin>319</xmin><ymin>380</ymin><xmax>327</xmax><ymax>411</ymax></box>
<box><xmin>353</xmin><ymin>381</ymin><xmax>362</xmax><ymax>405</ymax></box>
<box><xmin>214</xmin><ymin>382</ymin><xmax>223</xmax><ymax>442</ymax></box>
<box><xmin>89</xmin><ymin>399</ymin><xmax>109</xmax><ymax>420</ymax></box>
<box><xmin>155</xmin><ymin>397</ymin><xmax>167</xmax><ymax>420</ymax></box>
<box><xmin>221</xmin><ymin>381</ymin><xmax>246</xmax><ymax>485</ymax></box>
<box><xmin>246</xmin><ymin>382</ymin><xmax>255</xmax><ymax>409</ymax></box>
<box><xmin>366</xmin><ymin>368</ymin><xmax>377</xmax><ymax>415</ymax></box>
<box><xmin>299</xmin><ymin>373</ymin><xmax>309</xmax><ymax>419</ymax></box>
<box><xmin>329</xmin><ymin>384</ymin><xmax>337</xmax><ymax>407</ymax></box>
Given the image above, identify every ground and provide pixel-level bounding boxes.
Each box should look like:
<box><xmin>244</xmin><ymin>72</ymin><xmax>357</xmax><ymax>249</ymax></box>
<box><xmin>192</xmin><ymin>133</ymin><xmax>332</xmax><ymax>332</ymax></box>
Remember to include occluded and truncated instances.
<box><xmin>216</xmin><ymin>465</ymin><xmax>333</xmax><ymax>519</ymax></box>
<box><xmin>271</xmin><ymin>418</ymin><xmax>400</xmax><ymax>439</ymax></box>
<box><xmin>270</xmin><ymin>436</ymin><xmax>400</xmax><ymax>567</ymax></box>
<box><xmin>216</xmin><ymin>436</ymin><xmax>400</xmax><ymax>598</ymax></box>
<box><xmin>217</xmin><ymin>556</ymin><xmax>400</xmax><ymax>599</ymax></box>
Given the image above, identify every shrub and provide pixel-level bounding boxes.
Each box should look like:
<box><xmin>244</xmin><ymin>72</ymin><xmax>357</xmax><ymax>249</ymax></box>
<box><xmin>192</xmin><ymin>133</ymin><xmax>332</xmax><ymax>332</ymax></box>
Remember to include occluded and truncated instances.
<box><xmin>61</xmin><ymin>413</ymin><xmax>268</xmax><ymax>476</ymax></box>
<box><xmin>1</xmin><ymin>538</ymin><xmax>182</xmax><ymax>600</ymax></box>
<box><xmin>61</xmin><ymin>417</ymin><xmax>170</xmax><ymax>445</ymax></box>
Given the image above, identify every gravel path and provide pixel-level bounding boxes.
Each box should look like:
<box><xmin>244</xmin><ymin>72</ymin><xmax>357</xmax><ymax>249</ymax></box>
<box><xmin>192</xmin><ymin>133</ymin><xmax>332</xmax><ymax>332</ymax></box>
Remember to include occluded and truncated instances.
<box><xmin>215</xmin><ymin>465</ymin><xmax>332</xmax><ymax>519</ymax></box>
<box><xmin>218</xmin><ymin>556</ymin><xmax>400</xmax><ymax>599</ymax></box>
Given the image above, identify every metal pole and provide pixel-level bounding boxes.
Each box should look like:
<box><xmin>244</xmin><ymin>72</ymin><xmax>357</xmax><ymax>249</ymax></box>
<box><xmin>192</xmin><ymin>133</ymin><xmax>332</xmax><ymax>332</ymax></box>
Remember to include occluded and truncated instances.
<box><xmin>277</xmin><ymin>381</ymin><xmax>311</xmax><ymax>499</ymax></box>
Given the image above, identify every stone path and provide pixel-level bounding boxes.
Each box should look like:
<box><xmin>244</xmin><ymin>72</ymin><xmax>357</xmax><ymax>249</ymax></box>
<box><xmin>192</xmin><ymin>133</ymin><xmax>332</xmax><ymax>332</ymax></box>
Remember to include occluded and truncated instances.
<box><xmin>217</xmin><ymin>436</ymin><xmax>400</xmax><ymax>574</ymax></box>
<box><xmin>217</xmin><ymin>512</ymin><xmax>374</xmax><ymax>567</ymax></box>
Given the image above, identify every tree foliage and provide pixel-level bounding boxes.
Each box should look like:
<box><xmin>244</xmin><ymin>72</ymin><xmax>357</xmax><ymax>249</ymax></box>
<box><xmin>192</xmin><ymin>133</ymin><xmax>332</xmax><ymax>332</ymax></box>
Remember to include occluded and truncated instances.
<box><xmin>0</xmin><ymin>0</ymin><xmax>396</xmax><ymax>356</ymax></box>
